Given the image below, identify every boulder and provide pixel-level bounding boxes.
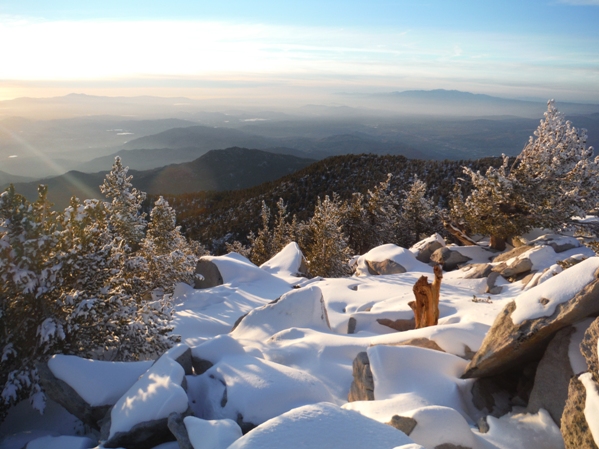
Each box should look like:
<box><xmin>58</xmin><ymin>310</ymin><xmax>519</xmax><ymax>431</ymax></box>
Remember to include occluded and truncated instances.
<box><xmin>387</xmin><ymin>337</ymin><xmax>446</xmax><ymax>353</ymax></box>
<box><xmin>459</xmin><ymin>263</ymin><xmax>493</xmax><ymax>279</ymax></box>
<box><xmin>529</xmin><ymin>234</ymin><xmax>581</xmax><ymax>253</ymax></box>
<box><xmin>348</xmin><ymin>351</ymin><xmax>374</xmax><ymax>402</ymax></box>
<box><xmin>463</xmin><ymin>259</ymin><xmax>599</xmax><ymax>379</ymax></box>
<box><xmin>101</xmin><ymin>350</ymin><xmax>190</xmax><ymax>449</ymax></box>
<box><xmin>36</xmin><ymin>362</ymin><xmax>111</xmax><ymax>429</ymax></box>
<box><xmin>226</xmin><ymin>403</ymin><xmax>415</xmax><ymax>449</ymax></box>
<box><xmin>430</xmin><ymin>248</ymin><xmax>471</xmax><ymax>271</ymax></box>
<box><xmin>403</xmin><ymin>406</ymin><xmax>477</xmax><ymax>449</ymax></box>
<box><xmin>527</xmin><ymin>326</ymin><xmax>575</xmax><ymax>425</ymax></box>
<box><xmin>365</xmin><ymin>259</ymin><xmax>407</xmax><ymax>275</ymax></box>
<box><xmin>485</xmin><ymin>272</ymin><xmax>503</xmax><ymax>295</ymax></box>
<box><xmin>194</xmin><ymin>258</ymin><xmax>224</xmax><ymax>289</ymax></box>
<box><xmin>376</xmin><ymin>317</ymin><xmax>416</xmax><ymax>332</ymax></box>
<box><xmin>410</xmin><ymin>234</ymin><xmax>445</xmax><ymax>263</ymax></box>
<box><xmin>581</xmin><ymin>317</ymin><xmax>599</xmax><ymax>379</ymax></box>
<box><xmin>183</xmin><ymin>416</ymin><xmax>243</xmax><ymax>449</ymax></box>
<box><xmin>260</xmin><ymin>242</ymin><xmax>309</xmax><ymax>278</ymax></box>
<box><xmin>561</xmin><ymin>375</ymin><xmax>599</xmax><ymax>449</ymax></box>
<box><xmin>387</xmin><ymin>415</ymin><xmax>417</xmax><ymax>435</ymax></box>
<box><xmin>167</xmin><ymin>413</ymin><xmax>194</xmax><ymax>449</ymax></box>
<box><xmin>493</xmin><ymin>245</ymin><xmax>533</xmax><ymax>263</ymax></box>
<box><xmin>492</xmin><ymin>257</ymin><xmax>533</xmax><ymax>278</ymax></box>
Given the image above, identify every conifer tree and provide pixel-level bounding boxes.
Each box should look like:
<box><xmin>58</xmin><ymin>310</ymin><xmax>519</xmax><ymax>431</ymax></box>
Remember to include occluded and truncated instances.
<box><xmin>452</xmin><ymin>100</ymin><xmax>599</xmax><ymax>249</ymax></box>
<box><xmin>398</xmin><ymin>176</ymin><xmax>442</xmax><ymax>247</ymax></box>
<box><xmin>248</xmin><ymin>201</ymin><xmax>273</xmax><ymax>266</ymax></box>
<box><xmin>100</xmin><ymin>156</ymin><xmax>146</xmax><ymax>250</ymax></box>
<box><xmin>366</xmin><ymin>173</ymin><xmax>400</xmax><ymax>248</ymax></box>
<box><xmin>304</xmin><ymin>194</ymin><xmax>352</xmax><ymax>277</ymax></box>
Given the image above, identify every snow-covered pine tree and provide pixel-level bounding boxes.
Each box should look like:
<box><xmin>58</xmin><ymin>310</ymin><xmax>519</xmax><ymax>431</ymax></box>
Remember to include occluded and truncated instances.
<box><xmin>138</xmin><ymin>196</ymin><xmax>198</xmax><ymax>293</ymax></box>
<box><xmin>0</xmin><ymin>185</ymin><xmax>63</xmax><ymax>419</ymax></box>
<box><xmin>398</xmin><ymin>176</ymin><xmax>442</xmax><ymax>247</ymax></box>
<box><xmin>100</xmin><ymin>156</ymin><xmax>147</xmax><ymax>251</ymax></box>
<box><xmin>366</xmin><ymin>173</ymin><xmax>400</xmax><ymax>248</ymax></box>
<box><xmin>452</xmin><ymin>100</ymin><xmax>599</xmax><ymax>249</ymax></box>
<box><xmin>248</xmin><ymin>201</ymin><xmax>273</xmax><ymax>266</ymax></box>
<box><xmin>304</xmin><ymin>194</ymin><xmax>352</xmax><ymax>278</ymax></box>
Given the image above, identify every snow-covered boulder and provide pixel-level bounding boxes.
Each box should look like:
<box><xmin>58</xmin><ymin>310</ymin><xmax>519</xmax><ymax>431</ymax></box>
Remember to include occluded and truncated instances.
<box><xmin>430</xmin><ymin>247</ymin><xmax>472</xmax><ymax>271</ymax></box>
<box><xmin>194</xmin><ymin>258</ymin><xmax>224</xmax><ymax>289</ymax></box>
<box><xmin>401</xmin><ymin>406</ymin><xmax>479</xmax><ymax>449</ymax></box>
<box><xmin>185</xmin><ymin>416</ymin><xmax>242</xmax><ymax>449</ymax></box>
<box><xmin>101</xmin><ymin>345</ymin><xmax>191</xmax><ymax>449</ymax></box>
<box><xmin>409</xmin><ymin>233</ymin><xmax>445</xmax><ymax>263</ymax></box>
<box><xmin>355</xmin><ymin>244</ymin><xmax>431</xmax><ymax>276</ymax></box>
<box><xmin>38</xmin><ymin>355</ymin><xmax>152</xmax><ymax>429</ymax></box>
<box><xmin>191</xmin><ymin>335</ymin><xmax>247</xmax><ymax>374</ymax></box>
<box><xmin>464</xmin><ymin>258</ymin><xmax>599</xmax><ymax>379</ymax></box>
<box><xmin>226</xmin><ymin>402</ymin><xmax>416</xmax><ymax>449</ymax></box>
<box><xmin>187</xmin><ymin>354</ymin><xmax>335</xmax><ymax>430</ymax></box>
<box><xmin>231</xmin><ymin>285</ymin><xmax>330</xmax><ymax>341</ymax></box>
<box><xmin>529</xmin><ymin>234</ymin><xmax>581</xmax><ymax>253</ymax></box>
<box><xmin>260</xmin><ymin>242</ymin><xmax>309</xmax><ymax>278</ymax></box>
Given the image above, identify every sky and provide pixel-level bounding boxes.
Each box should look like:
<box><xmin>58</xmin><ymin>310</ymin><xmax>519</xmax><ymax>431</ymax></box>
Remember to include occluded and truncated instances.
<box><xmin>0</xmin><ymin>0</ymin><xmax>598</xmax><ymax>103</ymax></box>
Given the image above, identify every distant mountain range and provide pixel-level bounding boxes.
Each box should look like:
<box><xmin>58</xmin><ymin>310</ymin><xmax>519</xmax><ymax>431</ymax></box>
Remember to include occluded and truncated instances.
<box><xmin>0</xmin><ymin>170</ymin><xmax>34</xmax><ymax>186</ymax></box>
<box><xmin>6</xmin><ymin>148</ymin><xmax>316</xmax><ymax>209</ymax></box>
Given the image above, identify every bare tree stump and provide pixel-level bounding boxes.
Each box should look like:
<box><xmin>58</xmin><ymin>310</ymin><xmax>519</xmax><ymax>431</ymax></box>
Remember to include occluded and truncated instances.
<box><xmin>410</xmin><ymin>265</ymin><xmax>443</xmax><ymax>328</ymax></box>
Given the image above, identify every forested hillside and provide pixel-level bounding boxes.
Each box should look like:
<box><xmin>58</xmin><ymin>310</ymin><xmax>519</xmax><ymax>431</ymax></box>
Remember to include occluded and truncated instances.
<box><xmin>163</xmin><ymin>154</ymin><xmax>506</xmax><ymax>251</ymax></box>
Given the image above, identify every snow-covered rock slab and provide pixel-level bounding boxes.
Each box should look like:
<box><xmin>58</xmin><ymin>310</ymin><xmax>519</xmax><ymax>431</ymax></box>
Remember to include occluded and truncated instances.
<box><xmin>260</xmin><ymin>242</ymin><xmax>308</xmax><ymax>279</ymax></box>
<box><xmin>187</xmin><ymin>354</ymin><xmax>335</xmax><ymax>429</ymax></box>
<box><xmin>464</xmin><ymin>257</ymin><xmax>599</xmax><ymax>379</ymax></box>
<box><xmin>409</xmin><ymin>233</ymin><xmax>445</xmax><ymax>263</ymax></box>
<box><xmin>191</xmin><ymin>334</ymin><xmax>247</xmax><ymax>374</ymax></box>
<box><xmin>185</xmin><ymin>416</ymin><xmax>243</xmax><ymax>449</ymax></box>
<box><xmin>231</xmin><ymin>285</ymin><xmax>330</xmax><ymax>341</ymax></box>
<box><xmin>102</xmin><ymin>346</ymin><xmax>190</xmax><ymax>449</ymax></box>
<box><xmin>226</xmin><ymin>402</ymin><xmax>416</xmax><ymax>449</ymax></box>
<box><xmin>345</xmin><ymin>345</ymin><xmax>471</xmax><ymax>423</ymax></box>
<box><xmin>355</xmin><ymin>244</ymin><xmax>432</xmax><ymax>276</ymax></box>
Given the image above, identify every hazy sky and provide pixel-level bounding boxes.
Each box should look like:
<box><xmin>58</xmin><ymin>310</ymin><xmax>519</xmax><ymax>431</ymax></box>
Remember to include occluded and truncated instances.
<box><xmin>1</xmin><ymin>0</ymin><xmax>598</xmax><ymax>103</ymax></box>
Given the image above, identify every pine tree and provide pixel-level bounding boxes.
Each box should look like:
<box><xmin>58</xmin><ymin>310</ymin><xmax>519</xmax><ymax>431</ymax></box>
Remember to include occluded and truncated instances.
<box><xmin>452</xmin><ymin>100</ymin><xmax>599</xmax><ymax>249</ymax></box>
<box><xmin>366</xmin><ymin>173</ymin><xmax>400</xmax><ymax>248</ymax></box>
<box><xmin>100</xmin><ymin>157</ymin><xmax>146</xmax><ymax>251</ymax></box>
<box><xmin>138</xmin><ymin>196</ymin><xmax>198</xmax><ymax>293</ymax></box>
<box><xmin>398</xmin><ymin>176</ymin><xmax>442</xmax><ymax>247</ymax></box>
<box><xmin>248</xmin><ymin>201</ymin><xmax>273</xmax><ymax>266</ymax></box>
<box><xmin>304</xmin><ymin>194</ymin><xmax>352</xmax><ymax>278</ymax></box>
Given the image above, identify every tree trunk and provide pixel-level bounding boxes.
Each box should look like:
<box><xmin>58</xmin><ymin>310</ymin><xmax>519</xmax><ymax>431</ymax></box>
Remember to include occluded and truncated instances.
<box><xmin>411</xmin><ymin>265</ymin><xmax>443</xmax><ymax>328</ymax></box>
<box><xmin>489</xmin><ymin>235</ymin><xmax>506</xmax><ymax>251</ymax></box>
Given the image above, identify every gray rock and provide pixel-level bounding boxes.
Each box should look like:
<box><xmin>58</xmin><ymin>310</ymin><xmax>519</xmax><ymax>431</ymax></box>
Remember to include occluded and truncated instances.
<box><xmin>175</xmin><ymin>347</ymin><xmax>194</xmax><ymax>376</ymax></box>
<box><xmin>561</xmin><ymin>375</ymin><xmax>599</xmax><ymax>449</ymax></box>
<box><xmin>463</xmin><ymin>266</ymin><xmax>599</xmax><ymax>379</ymax></box>
<box><xmin>477</xmin><ymin>417</ymin><xmax>489</xmax><ymax>434</ymax></box>
<box><xmin>414</xmin><ymin>240</ymin><xmax>444</xmax><ymax>263</ymax></box>
<box><xmin>365</xmin><ymin>259</ymin><xmax>406</xmax><ymax>275</ymax></box>
<box><xmin>348</xmin><ymin>352</ymin><xmax>374</xmax><ymax>402</ymax></box>
<box><xmin>192</xmin><ymin>356</ymin><xmax>214</xmax><ymax>375</ymax></box>
<box><xmin>36</xmin><ymin>362</ymin><xmax>110</xmax><ymax>429</ymax></box>
<box><xmin>387</xmin><ymin>415</ymin><xmax>417</xmax><ymax>435</ymax></box>
<box><xmin>460</xmin><ymin>263</ymin><xmax>493</xmax><ymax>279</ymax></box>
<box><xmin>527</xmin><ymin>326</ymin><xmax>575</xmax><ymax>426</ymax></box>
<box><xmin>347</xmin><ymin>317</ymin><xmax>357</xmax><ymax>334</ymax></box>
<box><xmin>387</xmin><ymin>337</ymin><xmax>446</xmax><ymax>353</ymax></box>
<box><xmin>102</xmin><ymin>413</ymin><xmax>179</xmax><ymax>449</ymax></box>
<box><xmin>430</xmin><ymin>248</ymin><xmax>472</xmax><ymax>271</ymax></box>
<box><xmin>530</xmin><ymin>234</ymin><xmax>581</xmax><ymax>253</ymax></box>
<box><xmin>194</xmin><ymin>258</ymin><xmax>223</xmax><ymax>289</ymax></box>
<box><xmin>580</xmin><ymin>317</ymin><xmax>599</xmax><ymax>381</ymax></box>
<box><xmin>493</xmin><ymin>245</ymin><xmax>533</xmax><ymax>263</ymax></box>
<box><xmin>485</xmin><ymin>272</ymin><xmax>502</xmax><ymax>295</ymax></box>
<box><xmin>167</xmin><ymin>412</ymin><xmax>194</xmax><ymax>449</ymax></box>
<box><xmin>493</xmin><ymin>257</ymin><xmax>533</xmax><ymax>278</ymax></box>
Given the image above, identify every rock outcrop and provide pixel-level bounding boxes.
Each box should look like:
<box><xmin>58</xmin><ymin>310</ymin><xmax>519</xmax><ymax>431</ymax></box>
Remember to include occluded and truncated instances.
<box><xmin>194</xmin><ymin>258</ymin><xmax>224</xmax><ymax>289</ymax></box>
<box><xmin>463</xmin><ymin>260</ymin><xmax>599</xmax><ymax>379</ymax></box>
<box><xmin>430</xmin><ymin>248</ymin><xmax>471</xmax><ymax>272</ymax></box>
<box><xmin>561</xmin><ymin>375</ymin><xmax>599</xmax><ymax>449</ymax></box>
<box><xmin>348</xmin><ymin>351</ymin><xmax>374</xmax><ymax>402</ymax></box>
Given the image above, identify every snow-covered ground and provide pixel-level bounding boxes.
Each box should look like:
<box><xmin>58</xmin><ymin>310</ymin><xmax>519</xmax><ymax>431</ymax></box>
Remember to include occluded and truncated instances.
<box><xmin>1</xmin><ymin>237</ymin><xmax>596</xmax><ymax>449</ymax></box>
